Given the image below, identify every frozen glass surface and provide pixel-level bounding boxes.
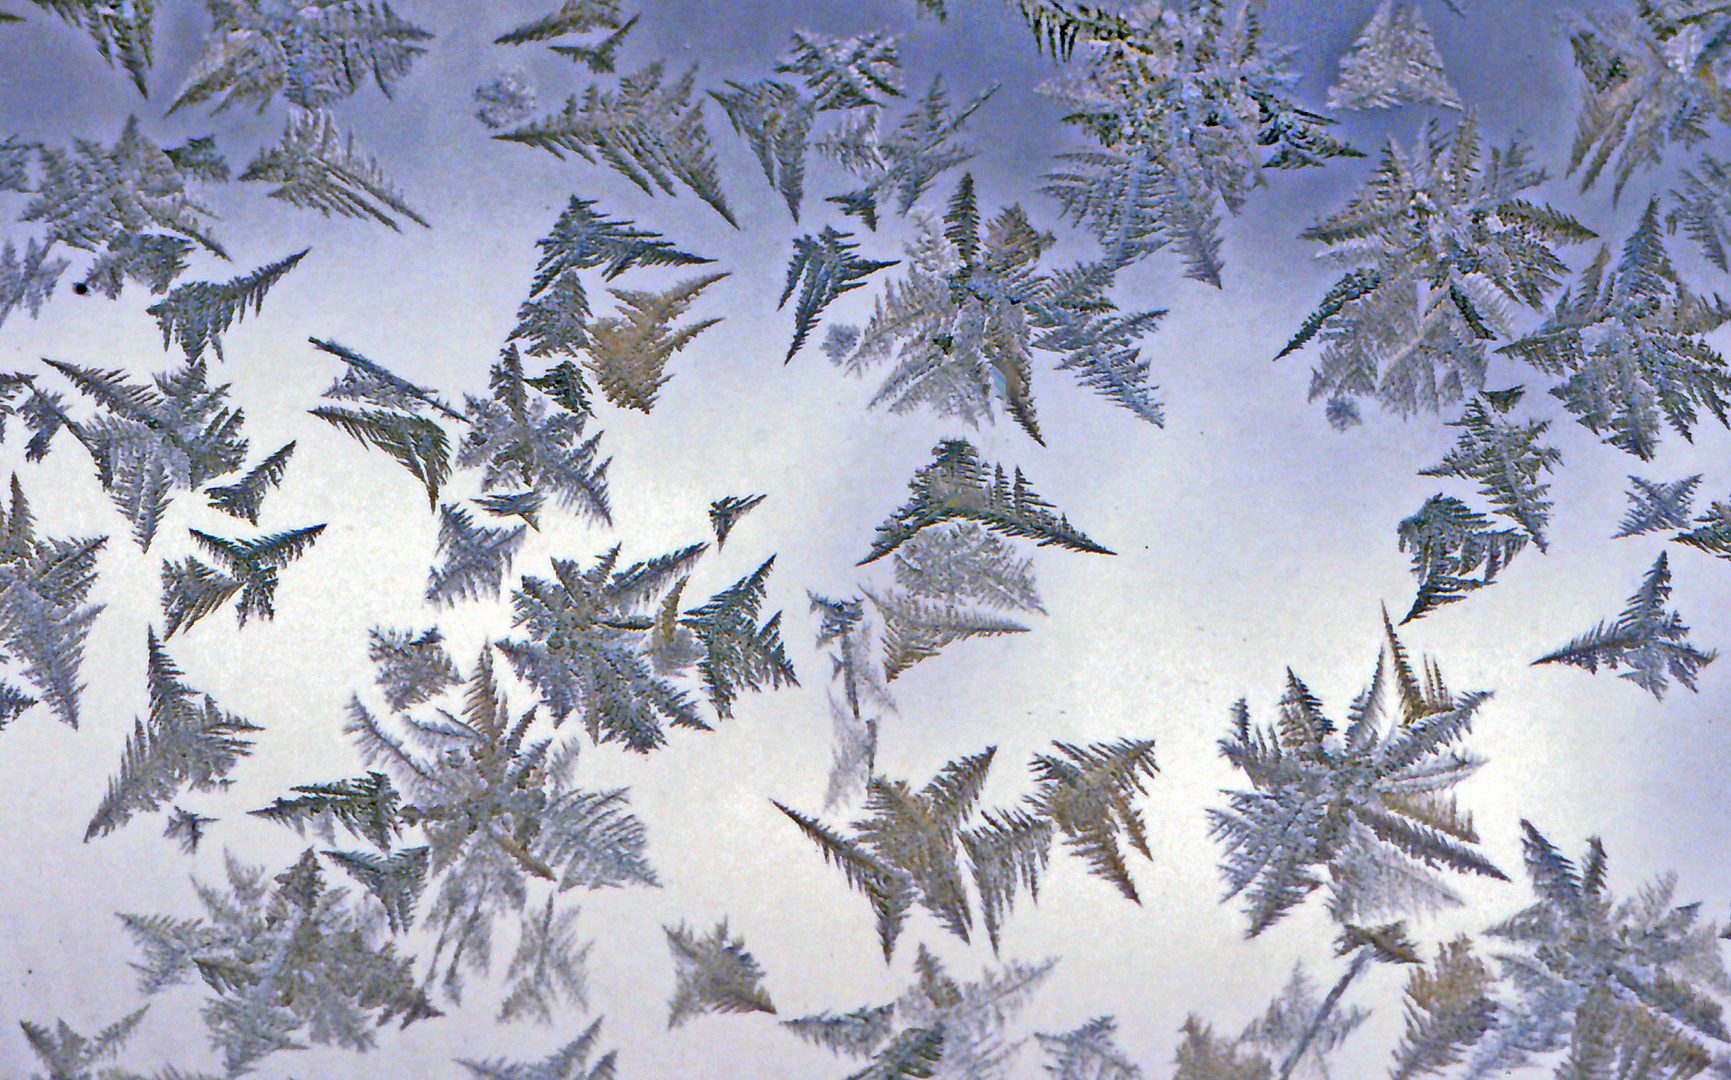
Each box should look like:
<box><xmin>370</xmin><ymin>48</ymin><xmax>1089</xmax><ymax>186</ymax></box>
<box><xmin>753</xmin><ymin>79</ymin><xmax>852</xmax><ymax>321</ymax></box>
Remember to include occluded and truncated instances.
<box><xmin>2</xmin><ymin>2</ymin><xmax>1730</xmax><ymax>1078</ymax></box>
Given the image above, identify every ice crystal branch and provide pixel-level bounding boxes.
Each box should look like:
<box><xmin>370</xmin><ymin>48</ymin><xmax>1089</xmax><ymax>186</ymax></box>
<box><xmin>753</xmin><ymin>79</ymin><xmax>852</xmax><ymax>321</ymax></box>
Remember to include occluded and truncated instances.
<box><xmin>783</xmin><ymin>944</ymin><xmax>1053</xmax><ymax>1080</ymax></box>
<box><xmin>0</xmin><ymin>237</ymin><xmax>69</xmax><ymax>328</ymax></box>
<box><xmin>1617</xmin><ymin>475</ymin><xmax>1702</xmax><ymax>538</ymax></box>
<box><xmin>1388</xmin><ymin>935</ymin><xmax>1497</xmax><ymax>1080</ymax></box>
<box><xmin>1673</xmin><ymin>494</ymin><xmax>1731</xmax><ymax>558</ymax></box>
<box><xmin>161</xmin><ymin>807</ymin><xmax>215</xmax><ymax>855</ymax></box>
<box><xmin>1023</xmin><ymin>738</ymin><xmax>1158</xmax><ymax>907</ymax></box>
<box><xmin>458</xmin><ymin>1015</ymin><xmax>618</xmax><ymax>1080</ymax></box>
<box><xmin>811</xmin><ymin>592</ymin><xmax>892</xmax><ymax>810</ymax></box>
<box><xmin>892</xmin><ymin>523</ymin><xmax>1042</xmax><ymax>614</ymax></box>
<box><xmin>241</xmin><ymin>107</ymin><xmax>429</xmax><ymax>230</ymax></box>
<box><xmin>31</xmin><ymin>0</ymin><xmax>156</xmax><ymax>95</ymax></box>
<box><xmin>1669</xmin><ymin>154</ymin><xmax>1731</xmax><ymax>271</ymax></box>
<box><xmin>251</xmin><ymin>770</ymin><xmax>407</xmax><ymax>851</ymax></box>
<box><xmin>1327</xmin><ymin>0</ymin><xmax>1462</xmax><ymax>112</ymax></box>
<box><xmin>1531</xmin><ymin>551</ymin><xmax>1716</xmax><ymax>700</ymax></box>
<box><xmin>529</xmin><ymin>196</ymin><xmax>713</xmax><ymax>288</ymax></box>
<box><xmin>498</xmin><ymin>62</ymin><xmax>737</xmax><ymax>226</ymax></box>
<box><xmin>18</xmin><ymin>1007</ymin><xmax>151</xmax><ymax>1080</ymax></box>
<box><xmin>204</xmin><ymin>440</ymin><xmax>295</xmax><ymax>525</ymax></box>
<box><xmin>498</xmin><ymin>896</ymin><xmax>590</xmax><ymax>1024</ymax></box>
<box><xmin>495</xmin><ymin>0</ymin><xmax>627</xmax><ymax>46</ymax></box>
<box><xmin>709</xmin><ymin>493</ymin><xmax>764</xmax><ymax>548</ymax></box>
<box><xmin>782</xmin><ymin>226</ymin><xmax>897</xmax><ymax>363</ymax></box>
<box><xmin>818</xmin><ymin>75</ymin><xmax>996</xmax><ymax>228</ymax></box>
<box><xmin>1171</xmin><ymin>1015</ymin><xmax>1271</xmax><ymax>1080</ymax></box>
<box><xmin>1037</xmin><ymin>1016</ymin><xmax>1141</xmax><ymax>1080</ymax></box>
<box><xmin>86</xmin><ymin>628</ymin><xmax>259</xmax><ymax>841</ymax></box>
<box><xmin>369</xmin><ymin>626</ymin><xmax>459</xmax><ymax>713</ymax></box>
<box><xmin>1043</xmin><ymin>143</ymin><xmax>1223</xmax><ymax>285</ymax></box>
<box><xmin>1396</xmin><ymin>495</ymin><xmax>1528</xmax><ymax>623</ymax></box>
<box><xmin>1567</xmin><ymin>1</ymin><xmax>1731</xmax><ymax>201</ymax></box>
<box><xmin>665</xmin><ymin>918</ymin><xmax>776</xmax><ymax>1027</ymax></box>
<box><xmin>427</xmin><ymin>504</ymin><xmax>527</xmax><ymax>608</ymax></box>
<box><xmin>146</xmin><ymin>248</ymin><xmax>307</xmax><ymax>362</ymax></box>
<box><xmin>679</xmin><ymin>556</ymin><xmax>797</xmax><ymax>718</ymax></box>
<box><xmin>1418</xmin><ymin>388</ymin><xmax>1562</xmax><ymax>552</ymax></box>
<box><xmin>862</xmin><ymin>439</ymin><xmax>1112</xmax><ymax>565</ymax></box>
<box><xmin>310</xmin><ymin>337</ymin><xmax>457</xmax><ymax>509</ymax></box>
<box><xmin>582</xmin><ymin>272</ymin><xmax>727</xmax><ymax>413</ymax></box>
<box><xmin>866</xmin><ymin>584</ymin><xmax>1029</xmax><ymax>681</ymax></box>
<box><xmin>548</xmin><ymin>15</ymin><xmax>637</xmax><ymax>71</ymax></box>
<box><xmin>0</xmin><ymin>473</ymin><xmax>105</xmax><ymax>728</ymax></box>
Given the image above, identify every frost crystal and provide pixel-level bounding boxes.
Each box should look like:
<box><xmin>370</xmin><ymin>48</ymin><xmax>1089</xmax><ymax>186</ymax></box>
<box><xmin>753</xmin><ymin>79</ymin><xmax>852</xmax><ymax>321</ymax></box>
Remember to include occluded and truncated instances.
<box><xmin>161</xmin><ymin>524</ymin><xmax>326</xmax><ymax>634</ymax></box>
<box><xmin>1531</xmin><ymin>551</ymin><xmax>1716</xmax><ymax>700</ymax></box>
<box><xmin>1285</xmin><ymin>115</ymin><xmax>1594</xmax><ymax>419</ymax></box>
<box><xmin>862</xmin><ymin>439</ymin><xmax>1112</xmax><ymax>565</ymax></box>
<box><xmin>340</xmin><ymin>649</ymin><xmax>658</xmax><ymax>1000</ymax></box>
<box><xmin>498</xmin><ymin>897</ymin><xmax>590</xmax><ymax>1024</ymax></box>
<box><xmin>458</xmin><ymin>1015</ymin><xmax>618</xmax><ymax>1080</ymax></box>
<box><xmin>1327</xmin><ymin>0</ymin><xmax>1462</xmax><ymax>112</ymax></box>
<box><xmin>147</xmin><ymin>249</ymin><xmax>308</xmax><ymax>362</ymax></box>
<box><xmin>86</xmin><ymin>629</ymin><xmax>259</xmax><ymax>841</ymax></box>
<box><xmin>476</xmin><ymin>72</ymin><xmax>539</xmax><ymax>130</ymax></box>
<box><xmin>1502</xmin><ymin>202</ymin><xmax>1731</xmax><ymax>461</ymax></box>
<box><xmin>0</xmin><ymin>474</ymin><xmax>104</xmax><ymax>728</ymax></box>
<box><xmin>783</xmin><ymin>944</ymin><xmax>1053</xmax><ymax>1080</ymax></box>
<box><xmin>1033</xmin><ymin>0</ymin><xmax>1360</xmax><ymax>285</ymax></box>
<box><xmin>119</xmin><ymin>849</ymin><xmax>440</xmax><ymax>1075</ymax></box>
<box><xmin>23</xmin><ymin>117</ymin><xmax>226</xmax><ymax>286</ymax></box>
<box><xmin>1212</xmin><ymin>615</ymin><xmax>1504</xmax><ymax>936</ymax></box>
<box><xmin>171</xmin><ymin>0</ymin><xmax>432</xmax><ymax>114</ymax></box>
<box><xmin>779</xmin><ymin>739</ymin><xmax>1153</xmax><ymax>958</ymax></box>
<box><xmin>1467</xmin><ymin>823</ymin><xmax>1731</xmax><ymax>1079</ymax></box>
<box><xmin>1616</xmin><ymin>475</ymin><xmax>1701</xmax><ymax>538</ymax></box>
<box><xmin>46</xmin><ymin>358</ymin><xmax>248</xmax><ymax>551</ymax></box>
<box><xmin>499</xmin><ymin>62</ymin><xmax>737</xmax><ymax>226</ymax></box>
<box><xmin>242</xmin><ymin>107</ymin><xmax>429</xmax><ymax>230</ymax></box>
<box><xmin>664</xmin><ymin>918</ymin><xmax>776</xmax><ymax>1027</ymax></box>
